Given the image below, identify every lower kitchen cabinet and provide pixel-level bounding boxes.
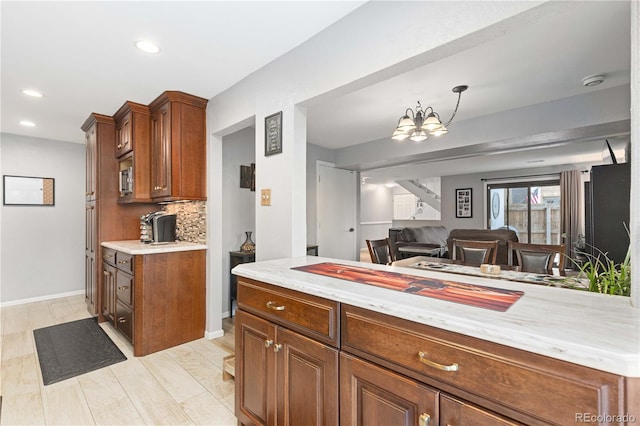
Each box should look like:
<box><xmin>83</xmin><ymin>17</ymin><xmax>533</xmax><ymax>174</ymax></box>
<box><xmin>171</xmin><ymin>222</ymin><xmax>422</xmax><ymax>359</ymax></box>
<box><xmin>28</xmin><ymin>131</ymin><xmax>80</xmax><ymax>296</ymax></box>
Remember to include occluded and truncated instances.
<box><xmin>101</xmin><ymin>262</ymin><xmax>117</xmax><ymax>322</ymax></box>
<box><xmin>100</xmin><ymin>246</ymin><xmax>205</xmax><ymax>356</ymax></box>
<box><xmin>235</xmin><ymin>310</ymin><xmax>339</xmax><ymax>426</ymax></box>
<box><xmin>340</xmin><ymin>352</ymin><xmax>439</xmax><ymax>426</ymax></box>
<box><xmin>235</xmin><ymin>277</ymin><xmax>637</xmax><ymax>426</ymax></box>
<box><xmin>439</xmin><ymin>394</ymin><xmax>519</xmax><ymax>426</ymax></box>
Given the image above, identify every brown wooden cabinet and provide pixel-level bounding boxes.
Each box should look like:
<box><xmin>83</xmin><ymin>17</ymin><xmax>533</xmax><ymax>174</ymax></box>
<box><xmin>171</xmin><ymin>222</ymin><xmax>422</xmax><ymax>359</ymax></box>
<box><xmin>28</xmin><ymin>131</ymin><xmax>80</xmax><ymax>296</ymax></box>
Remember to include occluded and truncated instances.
<box><xmin>340</xmin><ymin>352</ymin><xmax>439</xmax><ymax>426</ymax></box>
<box><xmin>236</xmin><ymin>310</ymin><xmax>339</xmax><ymax>426</ymax></box>
<box><xmin>149</xmin><ymin>91</ymin><xmax>208</xmax><ymax>202</ymax></box>
<box><xmin>114</xmin><ymin>101</ymin><xmax>152</xmax><ymax>203</ymax></box>
<box><xmin>235</xmin><ymin>278</ymin><xmax>639</xmax><ymax>426</ymax></box>
<box><xmin>81</xmin><ymin>113</ymin><xmax>158</xmax><ymax>318</ymax></box>
<box><xmin>100</xmin><ymin>247</ymin><xmax>206</xmax><ymax>356</ymax></box>
<box><xmin>101</xmin><ymin>262</ymin><xmax>116</xmax><ymax>322</ymax></box>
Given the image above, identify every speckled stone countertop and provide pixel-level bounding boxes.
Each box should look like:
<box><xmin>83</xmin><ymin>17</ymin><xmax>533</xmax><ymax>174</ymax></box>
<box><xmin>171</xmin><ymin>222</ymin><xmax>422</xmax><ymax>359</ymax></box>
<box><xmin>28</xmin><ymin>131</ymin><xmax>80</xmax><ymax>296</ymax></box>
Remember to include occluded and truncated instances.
<box><xmin>232</xmin><ymin>256</ymin><xmax>640</xmax><ymax>377</ymax></box>
<box><xmin>101</xmin><ymin>240</ymin><xmax>207</xmax><ymax>255</ymax></box>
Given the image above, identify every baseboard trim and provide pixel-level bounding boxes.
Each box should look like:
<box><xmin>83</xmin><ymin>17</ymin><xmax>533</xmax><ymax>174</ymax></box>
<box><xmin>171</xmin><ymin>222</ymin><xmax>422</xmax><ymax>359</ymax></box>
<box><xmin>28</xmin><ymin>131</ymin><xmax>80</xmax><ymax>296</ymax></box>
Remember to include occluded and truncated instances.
<box><xmin>0</xmin><ymin>290</ymin><xmax>85</xmax><ymax>308</ymax></box>
<box><xmin>205</xmin><ymin>329</ymin><xmax>224</xmax><ymax>340</ymax></box>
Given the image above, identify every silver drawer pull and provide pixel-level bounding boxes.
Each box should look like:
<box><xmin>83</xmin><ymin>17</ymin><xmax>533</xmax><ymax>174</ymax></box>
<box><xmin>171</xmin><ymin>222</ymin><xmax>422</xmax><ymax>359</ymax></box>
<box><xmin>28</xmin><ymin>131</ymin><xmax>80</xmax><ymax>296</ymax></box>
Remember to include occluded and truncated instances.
<box><xmin>117</xmin><ymin>286</ymin><xmax>129</xmax><ymax>291</ymax></box>
<box><xmin>419</xmin><ymin>413</ymin><xmax>431</xmax><ymax>426</ymax></box>
<box><xmin>117</xmin><ymin>317</ymin><xmax>127</xmax><ymax>323</ymax></box>
<box><xmin>118</xmin><ymin>260</ymin><xmax>129</xmax><ymax>264</ymax></box>
<box><xmin>266</xmin><ymin>301</ymin><xmax>285</xmax><ymax>311</ymax></box>
<box><xmin>264</xmin><ymin>339</ymin><xmax>273</xmax><ymax>348</ymax></box>
<box><xmin>418</xmin><ymin>351</ymin><xmax>459</xmax><ymax>372</ymax></box>
<box><xmin>273</xmin><ymin>343</ymin><xmax>283</xmax><ymax>353</ymax></box>
<box><xmin>103</xmin><ymin>255</ymin><xmax>113</xmax><ymax>259</ymax></box>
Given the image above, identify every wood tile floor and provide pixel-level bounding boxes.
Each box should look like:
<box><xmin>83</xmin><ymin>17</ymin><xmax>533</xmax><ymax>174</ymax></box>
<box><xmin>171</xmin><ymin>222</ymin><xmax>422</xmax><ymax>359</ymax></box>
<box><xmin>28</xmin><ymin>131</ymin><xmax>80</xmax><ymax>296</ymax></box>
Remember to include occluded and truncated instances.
<box><xmin>0</xmin><ymin>294</ymin><xmax>237</xmax><ymax>425</ymax></box>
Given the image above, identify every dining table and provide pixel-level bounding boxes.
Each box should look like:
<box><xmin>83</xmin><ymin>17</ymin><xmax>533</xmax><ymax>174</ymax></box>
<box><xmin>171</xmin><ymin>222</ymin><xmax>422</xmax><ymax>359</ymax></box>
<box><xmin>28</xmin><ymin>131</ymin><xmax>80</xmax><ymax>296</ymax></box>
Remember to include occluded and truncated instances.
<box><xmin>392</xmin><ymin>256</ymin><xmax>589</xmax><ymax>290</ymax></box>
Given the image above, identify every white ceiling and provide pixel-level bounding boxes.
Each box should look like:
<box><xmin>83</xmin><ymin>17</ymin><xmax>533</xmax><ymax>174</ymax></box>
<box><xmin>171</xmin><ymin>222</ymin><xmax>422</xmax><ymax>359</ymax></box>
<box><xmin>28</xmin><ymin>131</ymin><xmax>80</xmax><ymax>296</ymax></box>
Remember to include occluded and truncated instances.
<box><xmin>307</xmin><ymin>0</ymin><xmax>631</xmax><ymax>149</ymax></box>
<box><xmin>1</xmin><ymin>1</ymin><xmax>632</xmax><ymax>181</ymax></box>
<box><xmin>1</xmin><ymin>1</ymin><xmax>363</xmax><ymax>143</ymax></box>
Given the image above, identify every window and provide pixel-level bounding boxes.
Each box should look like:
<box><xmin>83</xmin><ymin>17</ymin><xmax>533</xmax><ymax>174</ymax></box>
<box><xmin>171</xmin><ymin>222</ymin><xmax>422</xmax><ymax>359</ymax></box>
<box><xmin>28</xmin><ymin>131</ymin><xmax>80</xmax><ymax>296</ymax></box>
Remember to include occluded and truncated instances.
<box><xmin>487</xmin><ymin>179</ymin><xmax>560</xmax><ymax>244</ymax></box>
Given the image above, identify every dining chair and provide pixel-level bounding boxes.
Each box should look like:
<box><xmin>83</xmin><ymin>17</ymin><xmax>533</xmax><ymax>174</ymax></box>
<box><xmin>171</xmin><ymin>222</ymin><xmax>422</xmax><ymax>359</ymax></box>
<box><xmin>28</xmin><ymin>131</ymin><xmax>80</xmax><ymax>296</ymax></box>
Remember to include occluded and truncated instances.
<box><xmin>451</xmin><ymin>239</ymin><xmax>499</xmax><ymax>266</ymax></box>
<box><xmin>366</xmin><ymin>238</ymin><xmax>395</xmax><ymax>265</ymax></box>
<box><xmin>507</xmin><ymin>241</ymin><xmax>565</xmax><ymax>273</ymax></box>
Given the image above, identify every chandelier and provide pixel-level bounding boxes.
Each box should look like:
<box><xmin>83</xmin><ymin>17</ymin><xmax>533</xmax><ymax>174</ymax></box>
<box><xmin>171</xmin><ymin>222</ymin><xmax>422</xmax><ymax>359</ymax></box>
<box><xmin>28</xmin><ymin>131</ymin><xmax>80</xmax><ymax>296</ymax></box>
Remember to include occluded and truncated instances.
<box><xmin>392</xmin><ymin>85</ymin><xmax>468</xmax><ymax>142</ymax></box>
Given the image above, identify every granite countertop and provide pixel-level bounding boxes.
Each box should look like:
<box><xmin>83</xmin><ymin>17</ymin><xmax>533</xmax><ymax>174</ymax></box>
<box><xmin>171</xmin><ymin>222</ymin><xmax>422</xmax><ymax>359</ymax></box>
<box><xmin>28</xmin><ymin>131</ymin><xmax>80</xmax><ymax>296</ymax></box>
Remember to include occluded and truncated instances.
<box><xmin>232</xmin><ymin>256</ymin><xmax>640</xmax><ymax>377</ymax></box>
<box><xmin>101</xmin><ymin>240</ymin><xmax>207</xmax><ymax>255</ymax></box>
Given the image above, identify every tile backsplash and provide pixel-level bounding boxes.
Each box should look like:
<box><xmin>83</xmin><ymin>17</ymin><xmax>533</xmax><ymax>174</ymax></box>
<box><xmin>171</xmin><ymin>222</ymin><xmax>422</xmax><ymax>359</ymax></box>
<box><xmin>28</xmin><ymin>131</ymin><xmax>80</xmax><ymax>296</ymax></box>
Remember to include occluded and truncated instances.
<box><xmin>162</xmin><ymin>201</ymin><xmax>206</xmax><ymax>244</ymax></box>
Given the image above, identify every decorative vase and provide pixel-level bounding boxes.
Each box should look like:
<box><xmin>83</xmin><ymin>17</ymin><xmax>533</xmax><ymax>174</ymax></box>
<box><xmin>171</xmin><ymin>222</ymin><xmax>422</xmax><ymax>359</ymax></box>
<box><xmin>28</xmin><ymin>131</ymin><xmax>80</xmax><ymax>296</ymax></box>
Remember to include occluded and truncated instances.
<box><xmin>240</xmin><ymin>231</ymin><xmax>255</xmax><ymax>253</ymax></box>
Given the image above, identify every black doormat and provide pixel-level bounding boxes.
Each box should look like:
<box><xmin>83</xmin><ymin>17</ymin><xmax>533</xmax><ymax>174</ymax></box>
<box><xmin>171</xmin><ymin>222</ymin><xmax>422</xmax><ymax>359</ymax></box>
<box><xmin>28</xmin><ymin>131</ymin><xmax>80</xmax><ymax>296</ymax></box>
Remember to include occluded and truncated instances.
<box><xmin>33</xmin><ymin>318</ymin><xmax>127</xmax><ymax>385</ymax></box>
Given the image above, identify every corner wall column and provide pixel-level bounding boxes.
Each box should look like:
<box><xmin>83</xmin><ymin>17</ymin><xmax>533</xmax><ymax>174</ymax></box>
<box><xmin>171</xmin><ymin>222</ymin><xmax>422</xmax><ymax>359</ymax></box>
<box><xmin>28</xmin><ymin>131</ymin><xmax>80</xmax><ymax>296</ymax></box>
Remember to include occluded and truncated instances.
<box><xmin>630</xmin><ymin>0</ymin><xmax>639</xmax><ymax>308</ymax></box>
<box><xmin>255</xmin><ymin>103</ymin><xmax>307</xmax><ymax>261</ymax></box>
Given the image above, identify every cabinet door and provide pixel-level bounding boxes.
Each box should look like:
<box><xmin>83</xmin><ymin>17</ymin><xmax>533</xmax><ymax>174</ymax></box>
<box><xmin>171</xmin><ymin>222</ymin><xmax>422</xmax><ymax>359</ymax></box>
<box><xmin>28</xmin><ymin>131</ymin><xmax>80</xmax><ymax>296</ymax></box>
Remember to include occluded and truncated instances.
<box><xmin>101</xmin><ymin>263</ymin><xmax>116</xmax><ymax>322</ymax></box>
<box><xmin>440</xmin><ymin>394</ymin><xmax>520</xmax><ymax>426</ymax></box>
<box><xmin>236</xmin><ymin>310</ymin><xmax>275</xmax><ymax>426</ymax></box>
<box><xmin>150</xmin><ymin>102</ymin><xmax>171</xmax><ymax>199</ymax></box>
<box><xmin>340</xmin><ymin>353</ymin><xmax>438</xmax><ymax>426</ymax></box>
<box><xmin>85</xmin><ymin>202</ymin><xmax>97</xmax><ymax>314</ymax></box>
<box><xmin>276</xmin><ymin>327</ymin><xmax>339</xmax><ymax>426</ymax></box>
<box><xmin>116</xmin><ymin>111</ymin><xmax>132</xmax><ymax>157</ymax></box>
<box><xmin>85</xmin><ymin>254</ymin><xmax>96</xmax><ymax>315</ymax></box>
<box><xmin>85</xmin><ymin>125</ymin><xmax>96</xmax><ymax>201</ymax></box>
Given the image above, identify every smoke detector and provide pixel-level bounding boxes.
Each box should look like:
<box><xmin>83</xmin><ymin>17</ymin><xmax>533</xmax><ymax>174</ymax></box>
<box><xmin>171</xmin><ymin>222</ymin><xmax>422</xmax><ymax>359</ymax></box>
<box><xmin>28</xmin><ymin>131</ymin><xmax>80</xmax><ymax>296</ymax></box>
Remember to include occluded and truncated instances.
<box><xmin>582</xmin><ymin>74</ymin><xmax>605</xmax><ymax>87</ymax></box>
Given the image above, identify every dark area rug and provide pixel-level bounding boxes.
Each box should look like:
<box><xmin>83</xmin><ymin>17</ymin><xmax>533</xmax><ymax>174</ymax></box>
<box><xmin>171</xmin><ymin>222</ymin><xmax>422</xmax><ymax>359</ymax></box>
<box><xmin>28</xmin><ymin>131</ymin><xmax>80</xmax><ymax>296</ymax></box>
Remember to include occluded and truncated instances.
<box><xmin>33</xmin><ymin>317</ymin><xmax>126</xmax><ymax>385</ymax></box>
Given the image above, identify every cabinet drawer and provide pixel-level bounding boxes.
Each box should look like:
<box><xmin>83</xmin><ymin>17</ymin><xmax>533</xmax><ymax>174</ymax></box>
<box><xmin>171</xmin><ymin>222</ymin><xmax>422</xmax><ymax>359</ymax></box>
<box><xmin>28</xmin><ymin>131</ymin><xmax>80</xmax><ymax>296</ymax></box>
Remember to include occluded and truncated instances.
<box><xmin>342</xmin><ymin>305</ymin><xmax>623</xmax><ymax>425</ymax></box>
<box><xmin>102</xmin><ymin>248</ymin><xmax>116</xmax><ymax>266</ymax></box>
<box><xmin>237</xmin><ymin>278</ymin><xmax>339</xmax><ymax>346</ymax></box>
<box><xmin>116</xmin><ymin>271</ymin><xmax>134</xmax><ymax>307</ymax></box>
<box><xmin>440</xmin><ymin>394</ymin><xmax>520</xmax><ymax>426</ymax></box>
<box><xmin>115</xmin><ymin>252</ymin><xmax>134</xmax><ymax>274</ymax></box>
<box><xmin>115</xmin><ymin>301</ymin><xmax>134</xmax><ymax>342</ymax></box>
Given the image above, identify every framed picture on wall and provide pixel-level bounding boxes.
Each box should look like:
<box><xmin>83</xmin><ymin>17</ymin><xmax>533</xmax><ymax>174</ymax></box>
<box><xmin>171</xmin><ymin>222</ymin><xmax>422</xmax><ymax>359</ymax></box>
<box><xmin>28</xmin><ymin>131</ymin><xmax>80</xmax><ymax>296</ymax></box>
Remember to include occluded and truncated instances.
<box><xmin>455</xmin><ymin>188</ymin><xmax>472</xmax><ymax>218</ymax></box>
<box><xmin>264</xmin><ymin>111</ymin><xmax>282</xmax><ymax>156</ymax></box>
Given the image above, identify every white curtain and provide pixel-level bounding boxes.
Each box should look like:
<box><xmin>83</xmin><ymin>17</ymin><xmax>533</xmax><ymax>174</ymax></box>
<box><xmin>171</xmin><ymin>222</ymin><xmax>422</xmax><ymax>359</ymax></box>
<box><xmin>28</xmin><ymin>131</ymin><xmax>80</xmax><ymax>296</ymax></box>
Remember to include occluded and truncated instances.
<box><xmin>560</xmin><ymin>170</ymin><xmax>584</xmax><ymax>261</ymax></box>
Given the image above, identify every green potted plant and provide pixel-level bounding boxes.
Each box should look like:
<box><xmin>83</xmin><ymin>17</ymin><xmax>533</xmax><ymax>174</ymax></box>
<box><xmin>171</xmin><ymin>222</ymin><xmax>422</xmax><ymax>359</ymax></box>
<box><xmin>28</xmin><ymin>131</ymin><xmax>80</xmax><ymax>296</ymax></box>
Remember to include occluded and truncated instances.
<box><xmin>574</xmin><ymin>235</ymin><xmax>631</xmax><ymax>297</ymax></box>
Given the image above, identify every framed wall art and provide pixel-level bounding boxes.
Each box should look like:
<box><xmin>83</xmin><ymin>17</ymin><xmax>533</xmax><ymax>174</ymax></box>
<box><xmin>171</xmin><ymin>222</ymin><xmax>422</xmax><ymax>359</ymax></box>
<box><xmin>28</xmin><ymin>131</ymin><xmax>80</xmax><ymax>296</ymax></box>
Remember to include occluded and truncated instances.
<box><xmin>455</xmin><ymin>188</ymin><xmax>472</xmax><ymax>218</ymax></box>
<box><xmin>3</xmin><ymin>175</ymin><xmax>55</xmax><ymax>206</ymax></box>
<box><xmin>264</xmin><ymin>111</ymin><xmax>282</xmax><ymax>156</ymax></box>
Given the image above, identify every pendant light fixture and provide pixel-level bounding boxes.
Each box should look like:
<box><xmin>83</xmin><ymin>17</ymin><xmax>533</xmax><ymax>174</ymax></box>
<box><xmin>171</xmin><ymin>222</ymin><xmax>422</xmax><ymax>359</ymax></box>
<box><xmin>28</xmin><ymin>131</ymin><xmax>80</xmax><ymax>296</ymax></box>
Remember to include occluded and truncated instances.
<box><xmin>392</xmin><ymin>85</ymin><xmax>468</xmax><ymax>142</ymax></box>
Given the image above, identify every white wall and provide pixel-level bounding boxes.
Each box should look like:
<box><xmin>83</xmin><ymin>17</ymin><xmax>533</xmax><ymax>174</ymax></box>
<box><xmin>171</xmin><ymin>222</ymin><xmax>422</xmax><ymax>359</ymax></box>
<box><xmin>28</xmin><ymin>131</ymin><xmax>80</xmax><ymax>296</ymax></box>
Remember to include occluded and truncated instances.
<box><xmin>222</xmin><ymin>127</ymin><xmax>255</xmax><ymax>317</ymax></box>
<box><xmin>360</xmin><ymin>183</ymin><xmax>393</xmax><ymax>249</ymax></box>
<box><xmin>0</xmin><ymin>133</ymin><xmax>85</xmax><ymax>303</ymax></box>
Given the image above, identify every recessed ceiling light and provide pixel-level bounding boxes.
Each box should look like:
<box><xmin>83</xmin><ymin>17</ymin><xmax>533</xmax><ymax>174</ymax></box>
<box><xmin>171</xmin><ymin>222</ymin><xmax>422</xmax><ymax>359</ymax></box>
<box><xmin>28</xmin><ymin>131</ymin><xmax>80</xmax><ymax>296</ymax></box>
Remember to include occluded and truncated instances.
<box><xmin>20</xmin><ymin>120</ymin><xmax>36</xmax><ymax>127</ymax></box>
<box><xmin>135</xmin><ymin>40</ymin><xmax>161</xmax><ymax>54</ymax></box>
<box><xmin>22</xmin><ymin>89</ymin><xmax>44</xmax><ymax>98</ymax></box>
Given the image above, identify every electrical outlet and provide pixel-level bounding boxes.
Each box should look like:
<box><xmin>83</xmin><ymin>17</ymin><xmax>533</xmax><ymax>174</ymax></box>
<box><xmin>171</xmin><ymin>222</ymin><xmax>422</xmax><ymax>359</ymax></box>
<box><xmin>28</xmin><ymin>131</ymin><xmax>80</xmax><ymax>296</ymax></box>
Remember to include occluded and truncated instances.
<box><xmin>261</xmin><ymin>189</ymin><xmax>271</xmax><ymax>206</ymax></box>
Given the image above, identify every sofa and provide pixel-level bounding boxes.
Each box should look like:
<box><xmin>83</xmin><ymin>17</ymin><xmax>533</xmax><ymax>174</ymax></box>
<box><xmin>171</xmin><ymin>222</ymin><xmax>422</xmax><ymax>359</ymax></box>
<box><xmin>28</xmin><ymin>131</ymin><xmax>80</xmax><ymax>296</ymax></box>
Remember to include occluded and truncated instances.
<box><xmin>447</xmin><ymin>228</ymin><xmax>519</xmax><ymax>266</ymax></box>
<box><xmin>388</xmin><ymin>226</ymin><xmax>449</xmax><ymax>259</ymax></box>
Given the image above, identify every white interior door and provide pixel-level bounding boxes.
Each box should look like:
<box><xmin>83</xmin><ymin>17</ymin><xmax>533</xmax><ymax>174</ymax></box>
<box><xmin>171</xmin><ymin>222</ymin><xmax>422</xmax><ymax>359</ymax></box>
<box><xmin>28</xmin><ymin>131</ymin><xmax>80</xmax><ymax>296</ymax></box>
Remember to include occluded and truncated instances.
<box><xmin>317</xmin><ymin>163</ymin><xmax>357</xmax><ymax>260</ymax></box>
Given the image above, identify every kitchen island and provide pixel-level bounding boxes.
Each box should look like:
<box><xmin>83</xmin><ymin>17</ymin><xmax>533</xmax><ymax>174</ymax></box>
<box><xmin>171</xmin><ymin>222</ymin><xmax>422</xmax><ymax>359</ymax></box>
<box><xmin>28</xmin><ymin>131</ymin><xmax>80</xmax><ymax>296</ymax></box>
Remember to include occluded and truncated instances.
<box><xmin>101</xmin><ymin>240</ymin><xmax>206</xmax><ymax>356</ymax></box>
<box><xmin>232</xmin><ymin>256</ymin><xmax>640</xmax><ymax>425</ymax></box>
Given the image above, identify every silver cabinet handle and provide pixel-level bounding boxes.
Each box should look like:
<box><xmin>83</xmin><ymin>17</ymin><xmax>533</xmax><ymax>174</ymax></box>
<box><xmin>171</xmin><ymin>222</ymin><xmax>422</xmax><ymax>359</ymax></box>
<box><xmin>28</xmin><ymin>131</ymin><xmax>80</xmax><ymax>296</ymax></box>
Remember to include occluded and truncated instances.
<box><xmin>264</xmin><ymin>339</ymin><xmax>273</xmax><ymax>348</ymax></box>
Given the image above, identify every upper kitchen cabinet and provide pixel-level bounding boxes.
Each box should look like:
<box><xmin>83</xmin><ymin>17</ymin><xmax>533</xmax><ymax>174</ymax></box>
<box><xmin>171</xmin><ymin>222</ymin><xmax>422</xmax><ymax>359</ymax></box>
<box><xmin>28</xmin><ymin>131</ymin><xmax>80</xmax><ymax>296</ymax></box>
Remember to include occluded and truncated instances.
<box><xmin>149</xmin><ymin>91</ymin><xmax>208</xmax><ymax>202</ymax></box>
<box><xmin>83</xmin><ymin>113</ymin><xmax>114</xmax><ymax>202</ymax></box>
<box><xmin>113</xmin><ymin>101</ymin><xmax>152</xmax><ymax>203</ymax></box>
